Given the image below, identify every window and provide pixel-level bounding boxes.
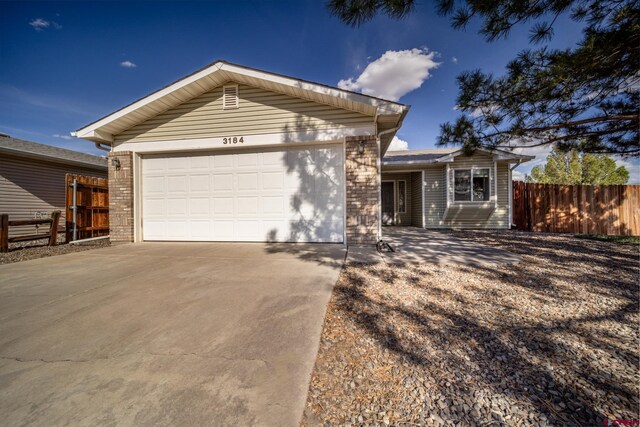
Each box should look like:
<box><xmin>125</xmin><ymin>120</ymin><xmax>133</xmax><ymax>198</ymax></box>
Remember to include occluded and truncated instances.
<box><xmin>397</xmin><ymin>180</ymin><xmax>406</xmax><ymax>213</ymax></box>
<box><xmin>454</xmin><ymin>168</ymin><xmax>490</xmax><ymax>202</ymax></box>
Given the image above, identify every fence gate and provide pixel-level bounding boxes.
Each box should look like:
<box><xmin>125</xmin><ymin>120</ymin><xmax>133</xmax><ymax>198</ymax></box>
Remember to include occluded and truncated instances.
<box><xmin>65</xmin><ymin>174</ymin><xmax>109</xmax><ymax>241</ymax></box>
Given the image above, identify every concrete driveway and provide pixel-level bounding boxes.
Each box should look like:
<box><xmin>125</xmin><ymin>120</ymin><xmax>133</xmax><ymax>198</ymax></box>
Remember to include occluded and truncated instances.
<box><xmin>348</xmin><ymin>227</ymin><xmax>521</xmax><ymax>265</ymax></box>
<box><xmin>0</xmin><ymin>242</ymin><xmax>345</xmax><ymax>426</ymax></box>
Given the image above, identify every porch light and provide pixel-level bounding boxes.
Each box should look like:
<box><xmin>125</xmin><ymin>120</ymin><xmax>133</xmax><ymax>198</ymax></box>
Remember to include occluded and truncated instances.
<box><xmin>111</xmin><ymin>158</ymin><xmax>121</xmax><ymax>170</ymax></box>
<box><xmin>358</xmin><ymin>141</ymin><xmax>366</xmax><ymax>155</ymax></box>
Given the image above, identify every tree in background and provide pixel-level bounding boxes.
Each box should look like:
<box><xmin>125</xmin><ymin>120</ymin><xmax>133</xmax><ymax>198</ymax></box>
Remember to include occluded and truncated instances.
<box><xmin>327</xmin><ymin>0</ymin><xmax>639</xmax><ymax>156</ymax></box>
<box><xmin>527</xmin><ymin>147</ymin><xmax>630</xmax><ymax>184</ymax></box>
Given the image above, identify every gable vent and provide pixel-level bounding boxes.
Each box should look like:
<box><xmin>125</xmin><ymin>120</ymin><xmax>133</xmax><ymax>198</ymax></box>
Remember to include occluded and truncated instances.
<box><xmin>223</xmin><ymin>84</ymin><xmax>239</xmax><ymax>110</ymax></box>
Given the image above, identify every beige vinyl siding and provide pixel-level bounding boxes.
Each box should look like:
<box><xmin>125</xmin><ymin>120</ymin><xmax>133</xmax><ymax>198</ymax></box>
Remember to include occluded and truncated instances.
<box><xmin>0</xmin><ymin>154</ymin><xmax>107</xmax><ymax>238</ymax></box>
<box><xmin>424</xmin><ymin>166</ymin><xmax>447</xmax><ymax>228</ymax></box>
<box><xmin>410</xmin><ymin>171</ymin><xmax>423</xmax><ymax>227</ymax></box>
<box><xmin>114</xmin><ymin>83</ymin><xmax>374</xmax><ymax>143</ymax></box>
<box><xmin>381</xmin><ymin>173</ymin><xmax>412</xmax><ymax>225</ymax></box>
<box><xmin>418</xmin><ymin>155</ymin><xmax>511</xmax><ymax>229</ymax></box>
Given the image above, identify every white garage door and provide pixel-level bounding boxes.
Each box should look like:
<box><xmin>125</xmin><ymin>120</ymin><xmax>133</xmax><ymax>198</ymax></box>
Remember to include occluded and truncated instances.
<box><xmin>141</xmin><ymin>145</ymin><xmax>344</xmax><ymax>242</ymax></box>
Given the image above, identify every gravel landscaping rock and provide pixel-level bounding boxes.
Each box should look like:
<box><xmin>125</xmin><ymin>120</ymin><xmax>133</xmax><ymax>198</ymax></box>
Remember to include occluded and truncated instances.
<box><xmin>0</xmin><ymin>236</ymin><xmax>110</xmax><ymax>264</ymax></box>
<box><xmin>303</xmin><ymin>230</ymin><xmax>638</xmax><ymax>426</ymax></box>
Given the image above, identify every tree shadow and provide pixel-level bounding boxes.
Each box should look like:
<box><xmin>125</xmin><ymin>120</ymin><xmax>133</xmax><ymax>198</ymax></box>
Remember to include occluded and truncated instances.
<box><xmin>322</xmin><ymin>233</ymin><xmax>638</xmax><ymax>425</ymax></box>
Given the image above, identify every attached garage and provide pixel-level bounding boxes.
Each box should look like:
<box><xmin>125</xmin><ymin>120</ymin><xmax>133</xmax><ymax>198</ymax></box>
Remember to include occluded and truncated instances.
<box><xmin>73</xmin><ymin>60</ymin><xmax>408</xmax><ymax>245</ymax></box>
<box><xmin>141</xmin><ymin>145</ymin><xmax>344</xmax><ymax>242</ymax></box>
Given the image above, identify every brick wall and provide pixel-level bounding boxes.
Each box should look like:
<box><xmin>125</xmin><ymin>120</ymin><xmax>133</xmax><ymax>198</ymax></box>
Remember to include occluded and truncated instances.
<box><xmin>108</xmin><ymin>151</ymin><xmax>134</xmax><ymax>242</ymax></box>
<box><xmin>345</xmin><ymin>135</ymin><xmax>380</xmax><ymax>244</ymax></box>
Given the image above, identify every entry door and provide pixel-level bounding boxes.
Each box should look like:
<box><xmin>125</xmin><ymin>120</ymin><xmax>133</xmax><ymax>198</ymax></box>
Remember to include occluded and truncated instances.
<box><xmin>381</xmin><ymin>181</ymin><xmax>395</xmax><ymax>225</ymax></box>
<box><xmin>141</xmin><ymin>145</ymin><xmax>344</xmax><ymax>242</ymax></box>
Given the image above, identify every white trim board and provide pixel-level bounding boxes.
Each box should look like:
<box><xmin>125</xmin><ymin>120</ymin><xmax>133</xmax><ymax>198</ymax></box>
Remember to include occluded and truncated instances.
<box><xmin>113</xmin><ymin>125</ymin><xmax>375</xmax><ymax>154</ymax></box>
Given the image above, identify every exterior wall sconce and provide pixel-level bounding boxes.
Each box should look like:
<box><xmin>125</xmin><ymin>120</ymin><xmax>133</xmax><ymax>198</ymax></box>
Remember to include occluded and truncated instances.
<box><xmin>111</xmin><ymin>157</ymin><xmax>121</xmax><ymax>170</ymax></box>
<box><xmin>358</xmin><ymin>141</ymin><xmax>366</xmax><ymax>155</ymax></box>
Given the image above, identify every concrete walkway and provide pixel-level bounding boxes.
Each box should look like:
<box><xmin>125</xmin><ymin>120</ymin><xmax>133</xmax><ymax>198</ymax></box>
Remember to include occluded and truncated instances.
<box><xmin>348</xmin><ymin>227</ymin><xmax>520</xmax><ymax>266</ymax></box>
<box><xmin>0</xmin><ymin>242</ymin><xmax>345</xmax><ymax>426</ymax></box>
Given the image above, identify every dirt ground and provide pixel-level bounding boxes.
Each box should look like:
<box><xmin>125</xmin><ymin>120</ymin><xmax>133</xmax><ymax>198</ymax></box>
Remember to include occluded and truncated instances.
<box><xmin>303</xmin><ymin>230</ymin><xmax>639</xmax><ymax>426</ymax></box>
<box><xmin>0</xmin><ymin>238</ymin><xmax>110</xmax><ymax>265</ymax></box>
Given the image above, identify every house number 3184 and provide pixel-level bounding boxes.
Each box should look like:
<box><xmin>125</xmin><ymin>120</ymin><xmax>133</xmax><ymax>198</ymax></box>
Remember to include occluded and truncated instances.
<box><xmin>222</xmin><ymin>137</ymin><xmax>244</xmax><ymax>144</ymax></box>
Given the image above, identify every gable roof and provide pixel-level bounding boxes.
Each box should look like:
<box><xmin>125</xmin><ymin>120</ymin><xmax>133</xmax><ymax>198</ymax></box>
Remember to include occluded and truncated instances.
<box><xmin>383</xmin><ymin>147</ymin><xmax>534</xmax><ymax>167</ymax></box>
<box><xmin>0</xmin><ymin>134</ymin><xmax>107</xmax><ymax>169</ymax></box>
<box><xmin>73</xmin><ymin>60</ymin><xmax>409</xmax><ymax>146</ymax></box>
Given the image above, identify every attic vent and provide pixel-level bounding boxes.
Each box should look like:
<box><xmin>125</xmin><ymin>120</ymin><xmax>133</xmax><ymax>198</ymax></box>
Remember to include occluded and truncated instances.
<box><xmin>223</xmin><ymin>85</ymin><xmax>239</xmax><ymax>110</ymax></box>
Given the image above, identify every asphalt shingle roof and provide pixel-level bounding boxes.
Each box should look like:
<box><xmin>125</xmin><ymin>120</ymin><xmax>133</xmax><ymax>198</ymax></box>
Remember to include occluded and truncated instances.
<box><xmin>0</xmin><ymin>134</ymin><xmax>107</xmax><ymax>169</ymax></box>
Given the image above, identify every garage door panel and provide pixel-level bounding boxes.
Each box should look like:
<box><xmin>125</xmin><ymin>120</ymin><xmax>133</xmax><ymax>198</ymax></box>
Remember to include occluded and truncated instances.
<box><xmin>213</xmin><ymin>197</ymin><xmax>234</xmax><ymax>215</ymax></box>
<box><xmin>167</xmin><ymin>198</ymin><xmax>187</xmax><ymax>216</ymax></box>
<box><xmin>189</xmin><ymin>221</ymin><xmax>211</xmax><ymax>239</ymax></box>
<box><xmin>144</xmin><ymin>198</ymin><xmax>165</xmax><ymax>217</ymax></box>
<box><xmin>213</xmin><ymin>174</ymin><xmax>234</xmax><ymax>191</ymax></box>
<box><xmin>189</xmin><ymin>198</ymin><xmax>210</xmax><ymax>215</ymax></box>
<box><xmin>142</xmin><ymin>144</ymin><xmax>344</xmax><ymax>242</ymax></box>
<box><xmin>167</xmin><ymin>221</ymin><xmax>187</xmax><ymax>238</ymax></box>
<box><xmin>262</xmin><ymin>171</ymin><xmax>285</xmax><ymax>190</ymax></box>
<box><xmin>167</xmin><ymin>176</ymin><xmax>187</xmax><ymax>192</ymax></box>
<box><xmin>237</xmin><ymin>197</ymin><xmax>259</xmax><ymax>215</ymax></box>
<box><xmin>212</xmin><ymin>221</ymin><xmax>234</xmax><ymax>239</ymax></box>
<box><xmin>237</xmin><ymin>173</ymin><xmax>259</xmax><ymax>190</ymax></box>
<box><xmin>189</xmin><ymin>175</ymin><xmax>210</xmax><ymax>192</ymax></box>
<box><xmin>189</xmin><ymin>156</ymin><xmax>210</xmax><ymax>169</ymax></box>
<box><xmin>167</xmin><ymin>157</ymin><xmax>188</xmax><ymax>170</ymax></box>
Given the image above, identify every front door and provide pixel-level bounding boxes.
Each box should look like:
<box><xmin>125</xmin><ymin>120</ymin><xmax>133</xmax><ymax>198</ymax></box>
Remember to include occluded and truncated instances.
<box><xmin>381</xmin><ymin>181</ymin><xmax>395</xmax><ymax>225</ymax></box>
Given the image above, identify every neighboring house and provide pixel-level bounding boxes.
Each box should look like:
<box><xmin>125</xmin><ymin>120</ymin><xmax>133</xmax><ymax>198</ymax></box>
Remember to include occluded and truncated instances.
<box><xmin>0</xmin><ymin>134</ymin><xmax>108</xmax><ymax>237</ymax></box>
<box><xmin>73</xmin><ymin>60</ymin><xmax>530</xmax><ymax>245</ymax></box>
<box><xmin>382</xmin><ymin>148</ymin><xmax>533</xmax><ymax>229</ymax></box>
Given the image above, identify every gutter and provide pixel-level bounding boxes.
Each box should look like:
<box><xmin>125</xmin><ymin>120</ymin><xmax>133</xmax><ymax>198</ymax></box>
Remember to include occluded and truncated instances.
<box><xmin>70</xmin><ymin>131</ymin><xmax>111</xmax><ymax>153</ymax></box>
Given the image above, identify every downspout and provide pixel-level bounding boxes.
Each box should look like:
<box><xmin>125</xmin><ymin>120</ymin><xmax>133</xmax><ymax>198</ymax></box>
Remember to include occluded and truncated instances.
<box><xmin>94</xmin><ymin>142</ymin><xmax>111</xmax><ymax>152</ymax></box>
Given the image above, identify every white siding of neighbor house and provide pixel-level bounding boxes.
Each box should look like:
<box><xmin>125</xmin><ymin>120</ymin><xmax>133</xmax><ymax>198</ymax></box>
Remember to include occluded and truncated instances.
<box><xmin>0</xmin><ymin>154</ymin><xmax>107</xmax><ymax>237</ymax></box>
<box><xmin>114</xmin><ymin>83</ymin><xmax>374</xmax><ymax>144</ymax></box>
<box><xmin>419</xmin><ymin>154</ymin><xmax>511</xmax><ymax>229</ymax></box>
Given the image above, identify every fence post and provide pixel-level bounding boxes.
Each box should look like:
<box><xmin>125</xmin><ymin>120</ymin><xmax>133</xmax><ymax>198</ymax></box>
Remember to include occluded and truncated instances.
<box><xmin>0</xmin><ymin>214</ymin><xmax>8</xmax><ymax>253</ymax></box>
<box><xmin>49</xmin><ymin>210</ymin><xmax>61</xmax><ymax>247</ymax></box>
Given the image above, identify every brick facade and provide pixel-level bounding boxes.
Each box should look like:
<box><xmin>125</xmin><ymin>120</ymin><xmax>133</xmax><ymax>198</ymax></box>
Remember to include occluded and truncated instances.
<box><xmin>108</xmin><ymin>151</ymin><xmax>134</xmax><ymax>242</ymax></box>
<box><xmin>345</xmin><ymin>135</ymin><xmax>380</xmax><ymax>245</ymax></box>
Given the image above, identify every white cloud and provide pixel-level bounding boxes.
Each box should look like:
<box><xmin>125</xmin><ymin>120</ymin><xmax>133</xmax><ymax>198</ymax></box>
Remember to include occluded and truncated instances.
<box><xmin>512</xmin><ymin>170</ymin><xmax>526</xmax><ymax>181</ymax></box>
<box><xmin>338</xmin><ymin>48</ymin><xmax>440</xmax><ymax>101</ymax></box>
<box><xmin>52</xmin><ymin>21</ymin><xmax>62</xmax><ymax>30</ymax></box>
<box><xmin>120</xmin><ymin>60</ymin><xmax>137</xmax><ymax>68</ymax></box>
<box><xmin>53</xmin><ymin>133</ymin><xmax>72</xmax><ymax>140</ymax></box>
<box><xmin>452</xmin><ymin>56</ymin><xmax>458</xmax><ymax>64</ymax></box>
<box><xmin>29</xmin><ymin>18</ymin><xmax>50</xmax><ymax>31</ymax></box>
<box><xmin>388</xmin><ymin>136</ymin><xmax>409</xmax><ymax>151</ymax></box>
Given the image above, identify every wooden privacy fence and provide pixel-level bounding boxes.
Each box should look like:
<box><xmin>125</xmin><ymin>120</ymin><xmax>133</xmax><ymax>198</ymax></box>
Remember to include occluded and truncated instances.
<box><xmin>65</xmin><ymin>174</ymin><xmax>109</xmax><ymax>241</ymax></box>
<box><xmin>512</xmin><ymin>181</ymin><xmax>640</xmax><ymax>236</ymax></box>
<box><xmin>0</xmin><ymin>211</ymin><xmax>61</xmax><ymax>252</ymax></box>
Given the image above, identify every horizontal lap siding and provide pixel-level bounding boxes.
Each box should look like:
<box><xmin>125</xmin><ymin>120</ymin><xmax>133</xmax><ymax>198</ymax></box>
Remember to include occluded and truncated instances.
<box><xmin>0</xmin><ymin>155</ymin><xmax>107</xmax><ymax>237</ymax></box>
<box><xmin>114</xmin><ymin>84</ymin><xmax>374</xmax><ymax>143</ymax></box>
<box><xmin>411</xmin><ymin>172</ymin><xmax>423</xmax><ymax>227</ymax></box>
<box><xmin>424</xmin><ymin>166</ymin><xmax>447</xmax><ymax>228</ymax></box>
<box><xmin>420</xmin><ymin>156</ymin><xmax>510</xmax><ymax>229</ymax></box>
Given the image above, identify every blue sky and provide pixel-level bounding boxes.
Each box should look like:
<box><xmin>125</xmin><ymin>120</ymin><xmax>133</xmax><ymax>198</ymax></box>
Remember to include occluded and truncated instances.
<box><xmin>1</xmin><ymin>1</ymin><xmax>638</xmax><ymax>181</ymax></box>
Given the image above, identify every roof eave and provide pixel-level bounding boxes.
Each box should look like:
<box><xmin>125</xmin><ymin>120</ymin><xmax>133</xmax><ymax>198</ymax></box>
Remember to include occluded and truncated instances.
<box><xmin>74</xmin><ymin>60</ymin><xmax>407</xmax><ymax>143</ymax></box>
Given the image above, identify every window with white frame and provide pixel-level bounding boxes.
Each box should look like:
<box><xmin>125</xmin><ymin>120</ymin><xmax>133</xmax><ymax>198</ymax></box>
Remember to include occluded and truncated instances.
<box><xmin>454</xmin><ymin>168</ymin><xmax>490</xmax><ymax>202</ymax></box>
<box><xmin>397</xmin><ymin>180</ymin><xmax>406</xmax><ymax>213</ymax></box>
